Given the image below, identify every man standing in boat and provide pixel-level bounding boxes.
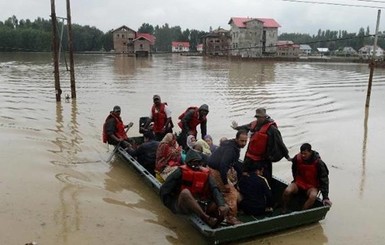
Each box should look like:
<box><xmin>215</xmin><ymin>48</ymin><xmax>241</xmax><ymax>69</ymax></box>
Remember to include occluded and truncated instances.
<box><xmin>177</xmin><ymin>104</ymin><xmax>209</xmax><ymax>150</ymax></box>
<box><xmin>142</xmin><ymin>95</ymin><xmax>173</xmax><ymax>141</ymax></box>
<box><xmin>160</xmin><ymin>150</ymin><xmax>229</xmax><ymax>228</ymax></box>
<box><xmin>232</xmin><ymin>108</ymin><xmax>290</xmax><ymax>184</ymax></box>
<box><xmin>282</xmin><ymin>143</ymin><xmax>332</xmax><ymax>213</ymax></box>
<box><xmin>102</xmin><ymin>105</ymin><xmax>133</xmax><ymax>149</ymax></box>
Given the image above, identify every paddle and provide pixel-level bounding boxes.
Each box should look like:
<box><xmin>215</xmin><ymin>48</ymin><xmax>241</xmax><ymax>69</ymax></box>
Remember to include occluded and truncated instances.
<box><xmin>106</xmin><ymin>122</ymin><xmax>133</xmax><ymax>163</ymax></box>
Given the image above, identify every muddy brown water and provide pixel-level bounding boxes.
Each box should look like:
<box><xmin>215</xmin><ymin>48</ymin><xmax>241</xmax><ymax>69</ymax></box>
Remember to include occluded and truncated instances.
<box><xmin>1</xmin><ymin>53</ymin><xmax>385</xmax><ymax>244</ymax></box>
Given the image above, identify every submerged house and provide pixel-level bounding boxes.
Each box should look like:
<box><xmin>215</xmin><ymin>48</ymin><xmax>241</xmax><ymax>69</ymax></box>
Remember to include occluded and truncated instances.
<box><xmin>171</xmin><ymin>42</ymin><xmax>190</xmax><ymax>52</ymax></box>
<box><xmin>202</xmin><ymin>28</ymin><xmax>231</xmax><ymax>56</ymax></box>
<box><xmin>112</xmin><ymin>25</ymin><xmax>155</xmax><ymax>56</ymax></box>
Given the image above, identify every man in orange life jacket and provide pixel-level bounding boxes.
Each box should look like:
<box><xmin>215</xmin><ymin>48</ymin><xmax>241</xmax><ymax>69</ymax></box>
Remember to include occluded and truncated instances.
<box><xmin>142</xmin><ymin>95</ymin><xmax>173</xmax><ymax>141</ymax></box>
<box><xmin>282</xmin><ymin>143</ymin><xmax>332</xmax><ymax>213</ymax></box>
<box><xmin>103</xmin><ymin>105</ymin><xmax>133</xmax><ymax>149</ymax></box>
<box><xmin>160</xmin><ymin>150</ymin><xmax>229</xmax><ymax>228</ymax></box>
<box><xmin>177</xmin><ymin>104</ymin><xmax>209</xmax><ymax>150</ymax></box>
<box><xmin>232</xmin><ymin>108</ymin><xmax>290</xmax><ymax>183</ymax></box>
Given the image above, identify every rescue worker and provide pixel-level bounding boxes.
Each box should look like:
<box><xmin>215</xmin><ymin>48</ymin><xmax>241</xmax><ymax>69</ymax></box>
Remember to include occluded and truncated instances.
<box><xmin>159</xmin><ymin>150</ymin><xmax>229</xmax><ymax>228</ymax></box>
<box><xmin>232</xmin><ymin>108</ymin><xmax>290</xmax><ymax>184</ymax></box>
<box><xmin>282</xmin><ymin>143</ymin><xmax>332</xmax><ymax>213</ymax></box>
<box><xmin>102</xmin><ymin>105</ymin><xmax>133</xmax><ymax>149</ymax></box>
<box><xmin>142</xmin><ymin>95</ymin><xmax>173</xmax><ymax>141</ymax></box>
<box><xmin>177</xmin><ymin>104</ymin><xmax>209</xmax><ymax>150</ymax></box>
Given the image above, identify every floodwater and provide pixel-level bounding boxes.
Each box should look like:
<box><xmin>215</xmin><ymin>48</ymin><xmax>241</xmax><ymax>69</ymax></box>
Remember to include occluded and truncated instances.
<box><xmin>0</xmin><ymin>52</ymin><xmax>385</xmax><ymax>245</ymax></box>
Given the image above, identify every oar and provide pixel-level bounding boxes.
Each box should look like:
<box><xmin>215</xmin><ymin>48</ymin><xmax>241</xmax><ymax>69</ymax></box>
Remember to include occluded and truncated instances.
<box><xmin>106</xmin><ymin>123</ymin><xmax>132</xmax><ymax>163</ymax></box>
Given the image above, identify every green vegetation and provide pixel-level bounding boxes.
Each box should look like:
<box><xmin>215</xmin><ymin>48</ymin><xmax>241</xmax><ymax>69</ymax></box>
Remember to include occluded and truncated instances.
<box><xmin>0</xmin><ymin>15</ymin><xmax>383</xmax><ymax>53</ymax></box>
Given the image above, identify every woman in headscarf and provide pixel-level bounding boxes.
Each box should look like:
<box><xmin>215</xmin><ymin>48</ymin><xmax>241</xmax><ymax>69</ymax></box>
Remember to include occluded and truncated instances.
<box><xmin>155</xmin><ymin>133</ymin><xmax>182</xmax><ymax>182</ymax></box>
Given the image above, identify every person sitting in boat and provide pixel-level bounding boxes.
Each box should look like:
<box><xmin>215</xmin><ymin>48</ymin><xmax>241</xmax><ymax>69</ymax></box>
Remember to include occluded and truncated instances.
<box><xmin>281</xmin><ymin>143</ymin><xmax>332</xmax><ymax>213</ymax></box>
<box><xmin>207</xmin><ymin>130</ymin><xmax>248</xmax><ymax>225</ymax></box>
<box><xmin>142</xmin><ymin>95</ymin><xmax>173</xmax><ymax>141</ymax></box>
<box><xmin>155</xmin><ymin>133</ymin><xmax>182</xmax><ymax>182</ymax></box>
<box><xmin>238</xmin><ymin>163</ymin><xmax>273</xmax><ymax>216</ymax></box>
<box><xmin>177</xmin><ymin>104</ymin><xmax>209</xmax><ymax>150</ymax></box>
<box><xmin>231</xmin><ymin>107</ymin><xmax>291</xmax><ymax>185</ymax></box>
<box><xmin>183</xmin><ymin>135</ymin><xmax>210</xmax><ymax>166</ymax></box>
<box><xmin>102</xmin><ymin>105</ymin><xmax>133</xmax><ymax>149</ymax></box>
<box><xmin>204</xmin><ymin>134</ymin><xmax>219</xmax><ymax>153</ymax></box>
<box><xmin>159</xmin><ymin>149</ymin><xmax>229</xmax><ymax>228</ymax></box>
<box><xmin>126</xmin><ymin>131</ymin><xmax>159</xmax><ymax>176</ymax></box>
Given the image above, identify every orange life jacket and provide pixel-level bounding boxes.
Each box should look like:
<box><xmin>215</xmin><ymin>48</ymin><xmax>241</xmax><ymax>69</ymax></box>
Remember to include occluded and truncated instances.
<box><xmin>102</xmin><ymin>113</ymin><xmax>128</xmax><ymax>143</ymax></box>
<box><xmin>294</xmin><ymin>154</ymin><xmax>319</xmax><ymax>190</ymax></box>
<box><xmin>151</xmin><ymin>103</ymin><xmax>167</xmax><ymax>133</ymax></box>
<box><xmin>180</xmin><ymin>165</ymin><xmax>210</xmax><ymax>199</ymax></box>
<box><xmin>177</xmin><ymin>107</ymin><xmax>206</xmax><ymax>135</ymax></box>
<box><xmin>245</xmin><ymin>121</ymin><xmax>276</xmax><ymax>161</ymax></box>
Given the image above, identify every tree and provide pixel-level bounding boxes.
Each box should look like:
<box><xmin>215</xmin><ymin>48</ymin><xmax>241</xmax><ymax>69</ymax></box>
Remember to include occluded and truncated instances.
<box><xmin>138</xmin><ymin>23</ymin><xmax>154</xmax><ymax>34</ymax></box>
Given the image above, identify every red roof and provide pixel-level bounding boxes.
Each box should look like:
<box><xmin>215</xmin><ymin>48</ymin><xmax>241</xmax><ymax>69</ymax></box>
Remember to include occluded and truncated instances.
<box><xmin>171</xmin><ymin>41</ymin><xmax>190</xmax><ymax>48</ymax></box>
<box><xmin>136</xmin><ymin>33</ymin><xmax>156</xmax><ymax>45</ymax></box>
<box><xmin>229</xmin><ymin>17</ymin><xmax>280</xmax><ymax>28</ymax></box>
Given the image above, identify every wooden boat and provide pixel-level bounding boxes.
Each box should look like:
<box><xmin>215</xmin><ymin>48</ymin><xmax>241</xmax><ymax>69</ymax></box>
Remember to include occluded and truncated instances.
<box><xmin>115</xmin><ymin>137</ymin><xmax>330</xmax><ymax>244</ymax></box>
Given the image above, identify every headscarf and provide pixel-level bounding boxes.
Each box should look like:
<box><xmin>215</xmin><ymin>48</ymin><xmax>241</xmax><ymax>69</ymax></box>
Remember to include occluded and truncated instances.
<box><xmin>196</xmin><ymin>139</ymin><xmax>211</xmax><ymax>155</ymax></box>
<box><xmin>186</xmin><ymin>135</ymin><xmax>197</xmax><ymax>149</ymax></box>
<box><xmin>156</xmin><ymin>133</ymin><xmax>181</xmax><ymax>171</ymax></box>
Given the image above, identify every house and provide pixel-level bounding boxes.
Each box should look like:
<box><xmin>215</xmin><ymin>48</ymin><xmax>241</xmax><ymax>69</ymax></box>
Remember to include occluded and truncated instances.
<box><xmin>196</xmin><ymin>44</ymin><xmax>203</xmax><ymax>53</ymax></box>
<box><xmin>276</xmin><ymin>40</ymin><xmax>300</xmax><ymax>57</ymax></box>
<box><xmin>112</xmin><ymin>25</ymin><xmax>155</xmax><ymax>56</ymax></box>
<box><xmin>299</xmin><ymin>44</ymin><xmax>312</xmax><ymax>55</ymax></box>
<box><xmin>228</xmin><ymin>17</ymin><xmax>280</xmax><ymax>57</ymax></box>
<box><xmin>317</xmin><ymin>48</ymin><xmax>330</xmax><ymax>55</ymax></box>
<box><xmin>201</xmin><ymin>28</ymin><xmax>231</xmax><ymax>56</ymax></box>
<box><xmin>171</xmin><ymin>42</ymin><xmax>190</xmax><ymax>52</ymax></box>
<box><xmin>358</xmin><ymin>45</ymin><xmax>384</xmax><ymax>59</ymax></box>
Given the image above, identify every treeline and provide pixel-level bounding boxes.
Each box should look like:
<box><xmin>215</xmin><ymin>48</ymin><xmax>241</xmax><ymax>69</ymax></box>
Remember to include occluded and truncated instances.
<box><xmin>0</xmin><ymin>15</ymin><xmax>206</xmax><ymax>52</ymax></box>
<box><xmin>1</xmin><ymin>15</ymin><xmax>383</xmax><ymax>53</ymax></box>
<box><xmin>279</xmin><ymin>27</ymin><xmax>385</xmax><ymax>52</ymax></box>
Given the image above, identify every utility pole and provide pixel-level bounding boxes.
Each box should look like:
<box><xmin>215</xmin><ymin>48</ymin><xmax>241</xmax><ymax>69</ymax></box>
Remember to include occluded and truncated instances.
<box><xmin>365</xmin><ymin>9</ymin><xmax>381</xmax><ymax>108</ymax></box>
<box><xmin>66</xmin><ymin>0</ymin><xmax>76</xmax><ymax>99</ymax></box>
<box><xmin>50</xmin><ymin>0</ymin><xmax>61</xmax><ymax>102</ymax></box>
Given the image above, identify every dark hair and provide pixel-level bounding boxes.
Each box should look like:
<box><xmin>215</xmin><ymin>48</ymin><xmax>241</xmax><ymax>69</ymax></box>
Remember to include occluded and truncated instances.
<box><xmin>300</xmin><ymin>143</ymin><xmax>312</xmax><ymax>152</ymax></box>
<box><xmin>236</xmin><ymin>129</ymin><xmax>248</xmax><ymax>139</ymax></box>
<box><xmin>143</xmin><ymin>131</ymin><xmax>155</xmax><ymax>140</ymax></box>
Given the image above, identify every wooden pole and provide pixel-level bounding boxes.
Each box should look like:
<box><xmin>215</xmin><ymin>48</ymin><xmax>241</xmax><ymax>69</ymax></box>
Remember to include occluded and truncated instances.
<box><xmin>66</xmin><ymin>0</ymin><xmax>76</xmax><ymax>99</ymax></box>
<box><xmin>50</xmin><ymin>0</ymin><xmax>61</xmax><ymax>102</ymax></box>
<box><xmin>365</xmin><ymin>9</ymin><xmax>381</xmax><ymax>108</ymax></box>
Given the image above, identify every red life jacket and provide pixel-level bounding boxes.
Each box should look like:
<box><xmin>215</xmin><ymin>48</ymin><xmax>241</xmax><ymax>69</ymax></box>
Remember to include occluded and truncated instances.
<box><xmin>102</xmin><ymin>113</ymin><xmax>128</xmax><ymax>143</ymax></box>
<box><xmin>294</xmin><ymin>154</ymin><xmax>319</xmax><ymax>190</ymax></box>
<box><xmin>245</xmin><ymin>121</ymin><xmax>276</xmax><ymax>161</ymax></box>
<box><xmin>151</xmin><ymin>103</ymin><xmax>167</xmax><ymax>133</ymax></box>
<box><xmin>177</xmin><ymin>107</ymin><xmax>206</xmax><ymax>135</ymax></box>
<box><xmin>180</xmin><ymin>165</ymin><xmax>210</xmax><ymax>199</ymax></box>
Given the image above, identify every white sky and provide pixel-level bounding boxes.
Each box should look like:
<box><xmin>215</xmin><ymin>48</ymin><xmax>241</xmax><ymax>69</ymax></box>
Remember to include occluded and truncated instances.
<box><xmin>0</xmin><ymin>0</ymin><xmax>384</xmax><ymax>35</ymax></box>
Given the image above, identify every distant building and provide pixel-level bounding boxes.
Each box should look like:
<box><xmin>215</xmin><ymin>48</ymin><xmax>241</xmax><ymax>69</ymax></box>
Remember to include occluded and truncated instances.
<box><xmin>202</xmin><ymin>28</ymin><xmax>231</xmax><ymax>56</ymax></box>
<box><xmin>358</xmin><ymin>45</ymin><xmax>384</xmax><ymax>59</ymax></box>
<box><xmin>276</xmin><ymin>40</ymin><xmax>300</xmax><ymax>57</ymax></box>
<box><xmin>317</xmin><ymin>48</ymin><xmax>330</xmax><ymax>55</ymax></box>
<box><xmin>171</xmin><ymin>42</ymin><xmax>190</xmax><ymax>52</ymax></box>
<box><xmin>341</xmin><ymin>47</ymin><xmax>358</xmax><ymax>56</ymax></box>
<box><xmin>196</xmin><ymin>44</ymin><xmax>203</xmax><ymax>53</ymax></box>
<box><xmin>112</xmin><ymin>25</ymin><xmax>155</xmax><ymax>56</ymax></box>
<box><xmin>228</xmin><ymin>17</ymin><xmax>280</xmax><ymax>57</ymax></box>
<box><xmin>299</xmin><ymin>44</ymin><xmax>312</xmax><ymax>55</ymax></box>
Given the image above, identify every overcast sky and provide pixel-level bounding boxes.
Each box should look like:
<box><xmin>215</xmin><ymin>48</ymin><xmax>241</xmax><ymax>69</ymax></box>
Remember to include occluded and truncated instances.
<box><xmin>1</xmin><ymin>0</ymin><xmax>385</xmax><ymax>35</ymax></box>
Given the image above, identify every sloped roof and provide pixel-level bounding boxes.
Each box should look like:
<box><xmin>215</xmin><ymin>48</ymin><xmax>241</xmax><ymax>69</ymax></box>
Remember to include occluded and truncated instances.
<box><xmin>136</xmin><ymin>33</ymin><xmax>156</xmax><ymax>45</ymax></box>
<box><xmin>112</xmin><ymin>25</ymin><xmax>136</xmax><ymax>33</ymax></box>
<box><xmin>171</xmin><ymin>41</ymin><xmax>190</xmax><ymax>48</ymax></box>
<box><xmin>300</xmin><ymin>44</ymin><xmax>312</xmax><ymax>50</ymax></box>
<box><xmin>228</xmin><ymin>17</ymin><xmax>280</xmax><ymax>28</ymax></box>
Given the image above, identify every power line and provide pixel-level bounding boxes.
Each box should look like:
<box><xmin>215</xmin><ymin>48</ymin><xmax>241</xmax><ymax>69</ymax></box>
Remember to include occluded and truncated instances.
<box><xmin>278</xmin><ymin>0</ymin><xmax>385</xmax><ymax>9</ymax></box>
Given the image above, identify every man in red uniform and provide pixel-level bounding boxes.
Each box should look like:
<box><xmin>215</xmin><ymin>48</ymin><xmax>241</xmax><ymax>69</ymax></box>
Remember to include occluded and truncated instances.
<box><xmin>177</xmin><ymin>104</ymin><xmax>209</xmax><ymax>150</ymax></box>
<box><xmin>282</xmin><ymin>143</ymin><xmax>332</xmax><ymax>213</ymax></box>
<box><xmin>143</xmin><ymin>95</ymin><xmax>173</xmax><ymax>141</ymax></box>
<box><xmin>232</xmin><ymin>108</ymin><xmax>290</xmax><ymax>184</ymax></box>
<box><xmin>102</xmin><ymin>105</ymin><xmax>133</xmax><ymax>148</ymax></box>
<box><xmin>160</xmin><ymin>150</ymin><xmax>228</xmax><ymax>228</ymax></box>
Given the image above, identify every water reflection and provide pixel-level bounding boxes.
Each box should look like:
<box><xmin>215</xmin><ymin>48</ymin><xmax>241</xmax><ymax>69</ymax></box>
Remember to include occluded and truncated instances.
<box><xmin>113</xmin><ymin>55</ymin><xmax>151</xmax><ymax>76</ymax></box>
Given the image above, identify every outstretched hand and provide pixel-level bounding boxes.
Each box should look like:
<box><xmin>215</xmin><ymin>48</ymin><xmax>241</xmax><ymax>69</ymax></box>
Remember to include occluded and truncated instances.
<box><xmin>231</xmin><ymin>120</ymin><xmax>238</xmax><ymax>129</ymax></box>
<box><xmin>126</xmin><ymin>122</ymin><xmax>134</xmax><ymax>129</ymax></box>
